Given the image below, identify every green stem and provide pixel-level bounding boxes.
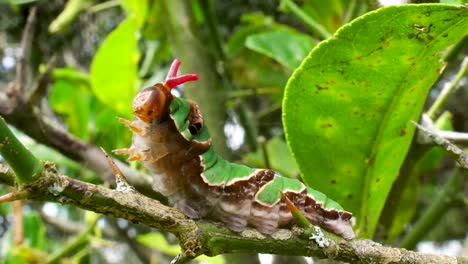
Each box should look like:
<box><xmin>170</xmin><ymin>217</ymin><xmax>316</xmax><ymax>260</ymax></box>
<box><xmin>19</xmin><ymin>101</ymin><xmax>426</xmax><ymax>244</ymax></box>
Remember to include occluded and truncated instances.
<box><xmin>0</xmin><ymin>117</ymin><xmax>43</xmax><ymax>185</ymax></box>
<box><xmin>427</xmin><ymin>57</ymin><xmax>468</xmax><ymax>119</ymax></box>
<box><xmin>49</xmin><ymin>0</ymin><xmax>94</xmax><ymax>33</ymax></box>
<box><xmin>46</xmin><ymin>213</ymin><xmax>100</xmax><ymax>264</ymax></box>
<box><xmin>399</xmin><ymin>168</ymin><xmax>465</xmax><ymax>249</ymax></box>
<box><xmin>258</xmin><ymin>136</ymin><xmax>271</xmax><ymax>169</ymax></box>
<box><xmin>279</xmin><ymin>0</ymin><xmax>331</xmax><ymax>39</ymax></box>
<box><xmin>343</xmin><ymin>0</ymin><xmax>358</xmax><ymax>24</ymax></box>
<box><xmin>89</xmin><ymin>0</ymin><xmax>120</xmax><ymax>13</ymax></box>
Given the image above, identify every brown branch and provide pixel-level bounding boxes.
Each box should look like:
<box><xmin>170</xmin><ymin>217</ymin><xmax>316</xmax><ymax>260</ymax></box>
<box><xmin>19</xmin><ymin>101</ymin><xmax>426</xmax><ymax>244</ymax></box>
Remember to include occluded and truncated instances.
<box><xmin>0</xmin><ymin>165</ymin><xmax>463</xmax><ymax>264</ymax></box>
<box><xmin>15</xmin><ymin>6</ymin><xmax>37</xmax><ymax>98</ymax></box>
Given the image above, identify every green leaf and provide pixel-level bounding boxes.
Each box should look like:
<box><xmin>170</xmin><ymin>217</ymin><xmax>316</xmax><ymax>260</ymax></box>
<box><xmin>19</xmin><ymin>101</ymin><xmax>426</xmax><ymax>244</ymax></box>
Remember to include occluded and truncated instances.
<box><xmin>225</xmin><ymin>12</ymin><xmax>276</xmax><ymax>58</ymax></box>
<box><xmin>283</xmin><ymin>4</ymin><xmax>467</xmax><ymax>238</ymax></box>
<box><xmin>243</xmin><ymin>136</ymin><xmax>299</xmax><ymax>178</ymax></box>
<box><xmin>23</xmin><ymin>212</ymin><xmax>46</xmax><ymax>250</ymax></box>
<box><xmin>120</xmin><ymin>0</ymin><xmax>148</xmax><ymax>27</ymax></box>
<box><xmin>50</xmin><ymin>76</ymin><xmax>91</xmax><ymax>140</ymax></box>
<box><xmin>246</xmin><ymin>29</ymin><xmax>315</xmax><ymax>70</ymax></box>
<box><xmin>90</xmin><ymin>17</ymin><xmax>140</xmax><ymax>116</ymax></box>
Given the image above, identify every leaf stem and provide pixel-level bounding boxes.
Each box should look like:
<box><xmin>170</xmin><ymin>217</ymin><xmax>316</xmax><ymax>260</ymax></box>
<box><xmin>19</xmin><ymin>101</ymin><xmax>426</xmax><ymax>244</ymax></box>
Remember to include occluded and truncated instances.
<box><xmin>399</xmin><ymin>168</ymin><xmax>465</xmax><ymax>249</ymax></box>
<box><xmin>279</xmin><ymin>0</ymin><xmax>331</xmax><ymax>39</ymax></box>
<box><xmin>88</xmin><ymin>0</ymin><xmax>119</xmax><ymax>13</ymax></box>
<box><xmin>427</xmin><ymin>57</ymin><xmax>468</xmax><ymax>119</ymax></box>
<box><xmin>0</xmin><ymin>117</ymin><xmax>43</xmax><ymax>185</ymax></box>
<box><xmin>344</xmin><ymin>0</ymin><xmax>358</xmax><ymax>24</ymax></box>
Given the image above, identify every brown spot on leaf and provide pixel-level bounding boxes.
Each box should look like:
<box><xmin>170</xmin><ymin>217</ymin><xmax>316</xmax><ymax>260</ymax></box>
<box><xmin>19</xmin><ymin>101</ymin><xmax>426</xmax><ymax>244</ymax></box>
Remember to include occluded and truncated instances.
<box><xmin>331</xmin><ymin>180</ymin><xmax>336</xmax><ymax>184</ymax></box>
<box><xmin>347</xmin><ymin>194</ymin><xmax>353</xmax><ymax>199</ymax></box>
<box><xmin>321</xmin><ymin>123</ymin><xmax>333</xmax><ymax>128</ymax></box>
<box><xmin>367</xmin><ymin>156</ymin><xmax>375</xmax><ymax>167</ymax></box>
<box><xmin>316</xmin><ymin>85</ymin><xmax>328</xmax><ymax>91</ymax></box>
<box><xmin>408</xmin><ymin>33</ymin><xmax>415</xmax><ymax>39</ymax></box>
<box><xmin>376</xmin><ymin>178</ymin><xmax>381</xmax><ymax>183</ymax></box>
<box><xmin>400</xmin><ymin>127</ymin><xmax>407</xmax><ymax>136</ymax></box>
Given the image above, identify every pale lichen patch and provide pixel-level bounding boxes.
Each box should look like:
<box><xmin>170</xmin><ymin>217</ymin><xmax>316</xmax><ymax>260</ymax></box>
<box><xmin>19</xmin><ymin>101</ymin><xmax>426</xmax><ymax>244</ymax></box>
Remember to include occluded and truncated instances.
<box><xmin>115</xmin><ymin>175</ymin><xmax>135</xmax><ymax>193</ymax></box>
<box><xmin>309</xmin><ymin>226</ymin><xmax>330</xmax><ymax>248</ymax></box>
<box><xmin>47</xmin><ymin>177</ymin><xmax>69</xmax><ymax>196</ymax></box>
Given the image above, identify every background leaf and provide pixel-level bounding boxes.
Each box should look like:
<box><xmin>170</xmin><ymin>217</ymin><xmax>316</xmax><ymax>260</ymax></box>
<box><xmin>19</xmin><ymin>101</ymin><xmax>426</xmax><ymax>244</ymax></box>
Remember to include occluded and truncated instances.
<box><xmin>245</xmin><ymin>29</ymin><xmax>315</xmax><ymax>70</ymax></box>
<box><xmin>283</xmin><ymin>4</ymin><xmax>467</xmax><ymax>237</ymax></box>
<box><xmin>90</xmin><ymin>17</ymin><xmax>140</xmax><ymax>116</ymax></box>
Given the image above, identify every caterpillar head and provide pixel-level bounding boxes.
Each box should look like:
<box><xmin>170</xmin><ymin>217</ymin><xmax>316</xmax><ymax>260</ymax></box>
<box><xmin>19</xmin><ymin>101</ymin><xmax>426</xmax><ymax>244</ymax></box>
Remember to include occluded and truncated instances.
<box><xmin>132</xmin><ymin>59</ymin><xmax>198</xmax><ymax>123</ymax></box>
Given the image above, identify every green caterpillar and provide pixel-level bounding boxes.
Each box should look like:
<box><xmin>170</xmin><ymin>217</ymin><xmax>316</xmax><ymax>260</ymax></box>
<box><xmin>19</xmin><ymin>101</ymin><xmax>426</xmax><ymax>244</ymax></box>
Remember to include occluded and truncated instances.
<box><xmin>114</xmin><ymin>59</ymin><xmax>355</xmax><ymax>239</ymax></box>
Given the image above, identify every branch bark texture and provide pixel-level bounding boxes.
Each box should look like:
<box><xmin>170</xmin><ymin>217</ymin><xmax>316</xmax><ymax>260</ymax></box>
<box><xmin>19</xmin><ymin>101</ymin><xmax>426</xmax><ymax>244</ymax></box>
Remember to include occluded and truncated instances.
<box><xmin>0</xmin><ymin>165</ymin><xmax>464</xmax><ymax>264</ymax></box>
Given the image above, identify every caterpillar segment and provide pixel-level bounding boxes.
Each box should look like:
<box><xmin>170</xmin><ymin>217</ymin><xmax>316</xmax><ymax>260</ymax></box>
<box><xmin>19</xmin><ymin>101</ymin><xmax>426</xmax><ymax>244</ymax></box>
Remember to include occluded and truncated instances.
<box><xmin>115</xmin><ymin>59</ymin><xmax>355</xmax><ymax>240</ymax></box>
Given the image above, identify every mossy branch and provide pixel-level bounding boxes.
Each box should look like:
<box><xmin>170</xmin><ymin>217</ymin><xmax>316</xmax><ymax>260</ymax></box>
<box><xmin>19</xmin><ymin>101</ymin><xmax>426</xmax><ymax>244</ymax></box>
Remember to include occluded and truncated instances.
<box><xmin>0</xmin><ymin>122</ymin><xmax>465</xmax><ymax>263</ymax></box>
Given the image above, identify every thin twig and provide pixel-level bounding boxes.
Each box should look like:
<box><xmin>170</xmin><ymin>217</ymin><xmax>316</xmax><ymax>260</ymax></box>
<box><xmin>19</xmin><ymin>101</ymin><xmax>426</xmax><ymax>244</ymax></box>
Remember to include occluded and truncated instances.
<box><xmin>0</xmin><ymin>190</ymin><xmax>29</xmax><ymax>204</ymax></box>
<box><xmin>16</xmin><ymin>6</ymin><xmax>37</xmax><ymax>97</ymax></box>
<box><xmin>412</xmin><ymin>121</ymin><xmax>468</xmax><ymax>170</ymax></box>
<box><xmin>437</xmin><ymin>130</ymin><xmax>468</xmax><ymax>143</ymax></box>
<box><xmin>27</xmin><ymin>56</ymin><xmax>57</xmax><ymax>105</ymax></box>
<box><xmin>46</xmin><ymin>213</ymin><xmax>100</xmax><ymax>264</ymax></box>
<box><xmin>427</xmin><ymin>57</ymin><xmax>468</xmax><ymax>119</ymax></box>
<box><xmin>13</xmin><ymin>199</ymin><xmax>24</xmax><ymax>245</ymax></box>
<box><xmin>88</xmin><ymin>0</ymin><xmax>119</xmax><ymax>13</ymax></box>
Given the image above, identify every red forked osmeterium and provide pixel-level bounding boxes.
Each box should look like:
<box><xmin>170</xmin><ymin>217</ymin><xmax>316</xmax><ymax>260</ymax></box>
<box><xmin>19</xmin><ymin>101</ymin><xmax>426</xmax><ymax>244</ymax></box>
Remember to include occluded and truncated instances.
<box><xmin>164</xmin><ymin>59</ymin><xmax>199</xmax><ymax>89</ymax></box>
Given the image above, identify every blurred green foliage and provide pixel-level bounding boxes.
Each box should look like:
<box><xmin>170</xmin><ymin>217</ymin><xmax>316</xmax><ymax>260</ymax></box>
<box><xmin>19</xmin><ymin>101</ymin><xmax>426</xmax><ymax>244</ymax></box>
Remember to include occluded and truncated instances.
<box><xmin>0</xmin><ymin>0</ymin><xmax>466</xmax><ymax>263</ymax></box>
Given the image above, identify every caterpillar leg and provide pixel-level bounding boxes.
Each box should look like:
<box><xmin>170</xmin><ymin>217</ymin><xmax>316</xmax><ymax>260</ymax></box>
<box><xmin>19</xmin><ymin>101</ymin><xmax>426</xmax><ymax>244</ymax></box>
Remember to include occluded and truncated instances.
<box><xmin>118</xmin><ymin>117</ymin><xmax>145</xmax><ymax>135</ymax></box>
<box><xmin>113</xmin><ymin>148</ymin><xmax>146</xmax><ymax>161</ymax></box>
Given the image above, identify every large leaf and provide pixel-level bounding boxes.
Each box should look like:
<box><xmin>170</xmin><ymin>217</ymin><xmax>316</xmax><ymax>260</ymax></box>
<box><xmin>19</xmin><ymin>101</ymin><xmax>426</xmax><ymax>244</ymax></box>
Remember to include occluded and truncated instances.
<box><xmin>120</xmin><ymin>0</ymin><xmax>148</xmax><ymax>27</ymax></box>
<box><xmin>90</xmin><ymin>17</ymin><xmax>140</xmax><ymax>116</ymax></box>
<box><xmin>245</xmin><ymin>29</ymin><xmax>315</xmax><ymax>70</ymax></box>
<box><xmin>283</xmin><ymin>4</ymin><xmax>467</xmax><ymax>237</ymax></box>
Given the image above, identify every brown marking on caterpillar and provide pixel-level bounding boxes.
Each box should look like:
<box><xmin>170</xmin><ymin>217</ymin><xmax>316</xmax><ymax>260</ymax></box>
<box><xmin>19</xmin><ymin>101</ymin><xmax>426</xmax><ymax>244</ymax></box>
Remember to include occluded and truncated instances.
<box><xmin>187</xmin><ymin>101</ymin><xmax>204</xmax><ymax>136</ymax></box>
